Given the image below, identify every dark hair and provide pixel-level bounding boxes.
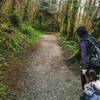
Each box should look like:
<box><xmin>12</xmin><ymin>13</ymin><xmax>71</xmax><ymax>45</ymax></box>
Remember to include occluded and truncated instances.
<box><xmin>86</xmin><ymin>70</ymin><xmax>97</xmax><ymax>82</ymax></box>
<box><xmin>76</xmin><ymin>26</ymin><xmax>89</xmax><ymax>38</ymax></box>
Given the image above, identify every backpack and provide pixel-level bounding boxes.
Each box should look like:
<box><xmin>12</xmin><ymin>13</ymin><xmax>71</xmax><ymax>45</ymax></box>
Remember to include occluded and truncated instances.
<box><xmin>82</xmin><ymin>36</ymin><xmax>100</xmax><ymax>67</ymax></box>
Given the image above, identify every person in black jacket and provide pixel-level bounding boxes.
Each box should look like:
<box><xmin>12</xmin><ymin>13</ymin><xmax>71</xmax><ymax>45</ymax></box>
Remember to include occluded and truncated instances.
<box><xmin>77</xmin><ymin>26</ymin><xmax>100</xmax><ymax>90</ymax></box>
<box><xmin>76</xmin><ymin>26</ymin><xmax>90</xmax><ymax>90</ymax></box>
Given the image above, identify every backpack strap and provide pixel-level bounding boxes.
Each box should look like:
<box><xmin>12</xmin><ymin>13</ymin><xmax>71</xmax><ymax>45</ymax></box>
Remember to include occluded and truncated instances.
<box><xmin>82</xmin><ymin>36</ymin><xmax>99</xmax><ymax>51</ymax></box>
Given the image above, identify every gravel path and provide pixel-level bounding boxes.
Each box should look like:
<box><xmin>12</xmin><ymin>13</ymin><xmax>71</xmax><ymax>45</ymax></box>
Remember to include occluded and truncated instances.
<box><xmin>6</xmin><ymin>35</ymin><xmax>81</xmax><ymax>100</ymax></box>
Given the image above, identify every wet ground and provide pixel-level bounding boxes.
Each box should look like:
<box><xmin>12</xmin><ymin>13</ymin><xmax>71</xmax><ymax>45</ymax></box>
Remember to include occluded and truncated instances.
<box><xmin>5</xmin><ymin>35</ymin><xmax>81</xmax><ymax>100</ymax></box>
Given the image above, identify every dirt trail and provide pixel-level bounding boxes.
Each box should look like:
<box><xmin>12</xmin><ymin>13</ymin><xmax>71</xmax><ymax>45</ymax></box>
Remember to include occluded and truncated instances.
<box><xmin>5</xmin><ymin>35</ymin><xmax>81</xmax><ymax>100</ymax></box>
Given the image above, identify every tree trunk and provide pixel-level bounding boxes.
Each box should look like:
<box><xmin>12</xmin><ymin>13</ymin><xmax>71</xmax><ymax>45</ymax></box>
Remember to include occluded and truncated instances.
<box><xmin>67</xmin><ymin>0</ymin><xmax>78</xmax><ymax>39</ymax></box>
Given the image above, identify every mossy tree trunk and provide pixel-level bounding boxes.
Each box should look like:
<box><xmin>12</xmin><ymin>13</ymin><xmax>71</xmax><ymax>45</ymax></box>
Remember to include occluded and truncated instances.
<box><xmin>66</xmin><ymin>0</ymin><xmax>78</xmax><ymax>39</ymax></box>
<box><xmin>60</xmin><ymin>0</ymin><xmax>70</xmax><ymax>35</ymax></box>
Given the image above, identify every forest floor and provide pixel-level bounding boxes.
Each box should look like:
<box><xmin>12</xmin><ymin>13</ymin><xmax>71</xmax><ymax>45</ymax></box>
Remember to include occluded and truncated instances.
<box><xmin>4</xmin><ymin>34</ymin><xmax>81</xmax><ymax>100</ymax></box>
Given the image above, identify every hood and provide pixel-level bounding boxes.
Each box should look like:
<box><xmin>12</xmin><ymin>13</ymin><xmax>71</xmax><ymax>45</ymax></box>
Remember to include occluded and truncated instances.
<box><xmin>95</xmin><ymin>80</ymin><xmax>100</xmax><ymax>91</ymax></box>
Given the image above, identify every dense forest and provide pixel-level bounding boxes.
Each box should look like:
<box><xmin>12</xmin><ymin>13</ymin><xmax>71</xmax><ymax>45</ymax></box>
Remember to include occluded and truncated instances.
<box><xmin>0</xmin><ymin>0</ymin><xmax>100</xmax><ymax>99</ymax></box>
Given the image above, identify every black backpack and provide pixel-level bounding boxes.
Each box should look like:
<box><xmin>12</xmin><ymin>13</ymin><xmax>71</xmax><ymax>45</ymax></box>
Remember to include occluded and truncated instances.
<box><xmin>82</xmin><ymin>36</ymin><xmax>100</xmax><ymax>67</ymax></box>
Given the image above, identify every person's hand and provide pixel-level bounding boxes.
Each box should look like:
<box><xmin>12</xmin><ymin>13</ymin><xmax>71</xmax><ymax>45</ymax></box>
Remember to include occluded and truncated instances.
<box><xmin>84</xmin><ymin>84</ymin><xmax>88</xmax><ymax>92</ymax></box>
<box><xmin>82</xmin><ymin>69</ymin><xmax>87</xmax><ymax>75</ymax></box>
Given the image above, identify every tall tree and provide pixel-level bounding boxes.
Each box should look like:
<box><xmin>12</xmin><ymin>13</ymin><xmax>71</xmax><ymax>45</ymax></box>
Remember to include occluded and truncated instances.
<box><xmin>67</xmin><ymin>0</ymin><xmax>79</xmax><ymax>39</ymax></box>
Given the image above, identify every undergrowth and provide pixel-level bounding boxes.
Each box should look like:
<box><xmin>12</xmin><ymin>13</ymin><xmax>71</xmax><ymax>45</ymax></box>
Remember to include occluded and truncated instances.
<box><xmin>60</xmin><ymin>33</ymin><xmax>78</xmax><ymax>57</ymax></box>
<box><xmin>0</xmin><ymin>12</ymin><xmax>43</xmax><ymax>100</ymax></box>
<box><xmin>59</xmin><ymin>33</ymin><xmax>80</xmax><ymax>64</ymax></box>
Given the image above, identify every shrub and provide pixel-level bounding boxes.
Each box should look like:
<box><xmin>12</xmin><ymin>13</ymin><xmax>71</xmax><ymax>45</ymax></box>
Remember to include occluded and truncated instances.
<box><xmin>24</xmin><ymin>26</ymin><xmax>34</xmax><ymax>35</ymax></box>
<box><xmin>8</xmin><ymin>12</ymin><xmax>21</xmax><ymax>27</ymax></box>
